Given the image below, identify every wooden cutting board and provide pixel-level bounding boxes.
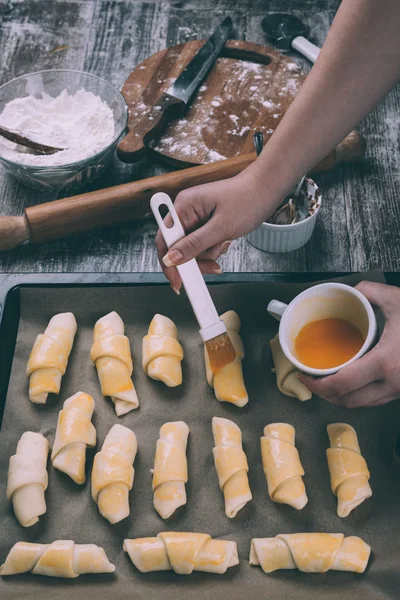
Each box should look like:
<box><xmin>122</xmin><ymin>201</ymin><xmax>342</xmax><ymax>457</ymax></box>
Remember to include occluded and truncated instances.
<box><xmin>121</xmin><ymin>39</ymin><xmax>306</xmax><ymax>167</ymax></box>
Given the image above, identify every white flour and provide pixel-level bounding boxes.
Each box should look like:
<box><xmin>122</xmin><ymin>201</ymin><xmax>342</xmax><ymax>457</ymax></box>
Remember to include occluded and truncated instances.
<box><xmin>153</xmin><ymin>57</ymin><xmax>302</xmax><ymax>163</ymax></box>
<box><xmin>0</xmin><ymin>89</ymin><xmax>115</xmax><ymax>166</ymax></box>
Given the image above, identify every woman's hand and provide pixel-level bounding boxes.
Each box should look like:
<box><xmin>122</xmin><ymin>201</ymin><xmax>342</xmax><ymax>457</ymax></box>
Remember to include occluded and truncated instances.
<box><xmin>299</xmin><ymin>281</ymin><xmax>400</xmax><ymax>408</ymax></box>
<box><xmin>155</xmin><ymin>166</ymin><xmax>278</xmax><ymax>293</ymax></box>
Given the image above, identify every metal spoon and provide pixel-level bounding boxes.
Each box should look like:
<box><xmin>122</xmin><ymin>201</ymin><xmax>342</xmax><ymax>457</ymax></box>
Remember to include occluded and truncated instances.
<box><xmin>252</xmin><ymin>131</ymin><xmax>308</xmax><ymax>222</ymax></box>
<box><xmin>294</xmin><ymin>175</ymin><xmax>308</xmax><ymax>219</ymax></box>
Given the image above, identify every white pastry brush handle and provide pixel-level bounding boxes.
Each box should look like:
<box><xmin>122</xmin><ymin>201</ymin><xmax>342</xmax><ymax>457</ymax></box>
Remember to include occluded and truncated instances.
<box><xmin>151</xmin><ymin>192</ymin><xmax>226</xmax><ymax>341</ymax></box>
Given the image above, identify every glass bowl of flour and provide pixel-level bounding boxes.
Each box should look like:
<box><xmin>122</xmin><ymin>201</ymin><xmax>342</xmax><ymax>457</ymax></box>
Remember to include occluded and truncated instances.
<box><xmin>0</xmin><ymin>70</ymin><xmax>128</xmax><ymax>191</ymax></box>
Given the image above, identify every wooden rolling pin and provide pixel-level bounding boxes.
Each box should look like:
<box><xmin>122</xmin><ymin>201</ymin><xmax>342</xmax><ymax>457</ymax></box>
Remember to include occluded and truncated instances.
<box><xmin>0</xmin><ymin>131</ymin><xmax>366</xmax><ymax>251</ymax></box>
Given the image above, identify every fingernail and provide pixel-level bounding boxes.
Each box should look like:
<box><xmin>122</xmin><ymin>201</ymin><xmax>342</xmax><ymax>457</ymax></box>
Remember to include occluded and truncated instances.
<box><xmin>220</xmin><ymin>240</ymin><xmax>232</xmax><ymax>254</ymax></box>
<box><xmin>163</xmin><ymin>249</ymin><xmax>183</xmax><ymax>267</ymax></box>
<box><xmin>172</xmin><ymin>286</ymin><xmax>181</xmax><ymax>296</ymax></box>
<box><xmin>211</xmin><ymin>267</ymin><xmax>223</xmax><ymax>274</ymax></box>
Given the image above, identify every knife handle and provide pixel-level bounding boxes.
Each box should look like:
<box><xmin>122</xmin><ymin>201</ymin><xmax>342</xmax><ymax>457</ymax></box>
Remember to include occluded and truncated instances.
<box><xmin>117</xmin><ymin>92</ymin><xmax>185</xmax><ymax>163</ymax></box>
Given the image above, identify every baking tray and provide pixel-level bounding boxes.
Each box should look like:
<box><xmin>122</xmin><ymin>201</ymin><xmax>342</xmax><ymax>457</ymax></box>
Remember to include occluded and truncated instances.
<box><xmin>0</xmin><ymin>272</ymin><xmax>399</xmax><ymax>600</ymax></box>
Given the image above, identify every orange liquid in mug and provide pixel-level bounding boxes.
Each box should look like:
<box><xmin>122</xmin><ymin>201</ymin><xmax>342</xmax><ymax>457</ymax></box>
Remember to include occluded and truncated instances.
<box><xmin>295</xmin><ymin>317</ymin><xmax>365</xmax><ymax>369</ymax></box>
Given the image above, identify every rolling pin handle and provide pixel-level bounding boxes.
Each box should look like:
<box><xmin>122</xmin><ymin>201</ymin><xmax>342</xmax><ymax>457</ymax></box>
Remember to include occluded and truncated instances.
<box><xmin>0</xmin><ymin>215</ymin><xmax>29</xmax><ymax>251</ymax></box>
<box><xmin>335</xmin><ymin>130</ymin><xmax>367</xmax><ymax>163</ymax></box>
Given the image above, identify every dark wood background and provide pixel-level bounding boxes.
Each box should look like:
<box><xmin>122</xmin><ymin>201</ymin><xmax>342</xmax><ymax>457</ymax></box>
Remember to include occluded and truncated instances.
<box><xmin>0</xmin><ymin>0</ymin><xmax>399</xmax><ymax>274</ymax></box>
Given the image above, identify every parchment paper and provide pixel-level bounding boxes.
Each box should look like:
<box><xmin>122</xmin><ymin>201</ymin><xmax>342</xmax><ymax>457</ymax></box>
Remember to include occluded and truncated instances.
<box><xmin>1</xmin><ymin>273</ymin><xmax>400</xmax><ymax>600</ymax></box>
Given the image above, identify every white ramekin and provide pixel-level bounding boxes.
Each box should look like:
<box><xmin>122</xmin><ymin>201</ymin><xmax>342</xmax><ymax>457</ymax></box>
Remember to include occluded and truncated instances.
<box><xmin>246</xmin><ymin>178</ymin><xmax>321</xmax><ymax>253</ymax></box>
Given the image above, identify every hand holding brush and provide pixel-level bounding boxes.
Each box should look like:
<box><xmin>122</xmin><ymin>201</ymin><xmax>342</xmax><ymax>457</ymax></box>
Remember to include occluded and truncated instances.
<box><xmin>151</xmin><ymin>192</ymin><xmax>236</xmax><ymax>372</ymax></box>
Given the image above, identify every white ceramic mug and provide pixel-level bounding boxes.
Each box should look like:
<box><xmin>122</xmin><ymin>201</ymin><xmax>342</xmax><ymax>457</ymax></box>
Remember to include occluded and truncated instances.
<box><xmin>267</xmin><ymin>283</ymin><xmax>377</xmax><ymax>376</ymax></box>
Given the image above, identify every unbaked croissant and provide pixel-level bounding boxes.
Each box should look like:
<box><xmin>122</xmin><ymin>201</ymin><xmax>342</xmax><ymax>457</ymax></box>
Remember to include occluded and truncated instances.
<box><xmin>142</xmin><ymin>314</ymin><xmax>184</xmax><ymax>387</ymax></box>
<box><xmin>212</xmin><ymin>417</ymin><xmax>252</xmax><ymax>518</ymax></box>
<box><xmin>0</xmin><ymin>540</ymin><xmax>115</xmax><ymax>577</ymax></box>
<box><xmin>152</xmin><ymin>421</ymin><xmax>189</xmax><ymax>519</ymax></box>
<box><xmin>261</xmin><ymin>423</ymin><xmax>308</xmax><ymax>510</ymax></box>
<box><xmin>91</xmin><ymin>311</ymin><xmax>139</xmax><ymax>416</ymax></box>
<box><xmin>250</xmin><ymin>533</ymin><xmax>371</xmax><ymax>573</ymax></box>
<box><xmin>326</xmin><ymin>423</ymin><xmax>372</xmax><ymax>517</ymax></box>
<box><xmin>124</xmin><ymin>532</ymin><xmax>239</xmax><ymax>574</ymax></box>
<box><xmin>7</xmin><ymin>432</ymin><xmax>49</xmax><ymax>527</ymax></box>
<box><xmin>92</xmin><ymin>424</ymin><xmax>137</xmax><ymax>524</ymax></box>
<box><xmin>270</xmin><ymin>334</ymin><xmax>312</xmax><ymax>401</ymax></box>
<box><xmin>204</xmin><ymin>310</ymin><xmax>248</xmax><ymax>407</ymax></box>
<box><xmin>51</xmin><ymin>391</ymin><xmax>96</xmax><ymax>484</ymax></box>
<box><xmin>27</xmin><ymin>312</ymin><xmax>77</xmax><ymax>404</ymax></box>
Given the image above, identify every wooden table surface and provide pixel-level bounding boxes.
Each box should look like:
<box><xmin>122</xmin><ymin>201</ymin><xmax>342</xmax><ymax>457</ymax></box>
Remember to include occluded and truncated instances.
<box><xmin>0</xmin><ymin>0</ymin><xmax>399</xmax><ymax>275</ymax></box>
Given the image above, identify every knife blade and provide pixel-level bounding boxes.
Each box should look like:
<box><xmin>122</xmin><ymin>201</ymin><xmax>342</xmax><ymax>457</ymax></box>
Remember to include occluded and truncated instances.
<box><xmin>117</xmin><ymin>16</ymin><xmax>232</xmax><ymax>163</ymax></box>
<box><xmin>167</xmin><ymin>16</ymin><xmax>232</xmax><ymax>104</ymax></box>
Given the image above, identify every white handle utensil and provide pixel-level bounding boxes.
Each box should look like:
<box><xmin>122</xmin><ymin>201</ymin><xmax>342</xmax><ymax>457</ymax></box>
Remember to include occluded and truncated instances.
<box><xmin>291</xmin><ymin>36</ymin><xmax>320</xmax><ymax>63</ymax></box>
<box><xmin>151</xmin><ymin>192</ymin><xmax>226</xmax><ymax>342</ymax></box>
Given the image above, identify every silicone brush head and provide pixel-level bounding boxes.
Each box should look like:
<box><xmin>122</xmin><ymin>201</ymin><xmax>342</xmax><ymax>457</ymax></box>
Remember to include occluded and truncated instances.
<box><xmin>205</xmin><ymin>332</ymin><xmax>236</xmax><ymax>373</ymax></box>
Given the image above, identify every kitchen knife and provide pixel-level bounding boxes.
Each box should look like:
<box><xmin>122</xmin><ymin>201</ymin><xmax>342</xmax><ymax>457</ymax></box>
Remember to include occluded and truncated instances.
<box><xmin>117</xmin><ymin>16</ymin><xmax>232</xmax><ymax>163</ymax></box>
<box><xmin>262</xmin><ymin>14</ymin><xmax>321</xmax><ymax>63</ymax></box>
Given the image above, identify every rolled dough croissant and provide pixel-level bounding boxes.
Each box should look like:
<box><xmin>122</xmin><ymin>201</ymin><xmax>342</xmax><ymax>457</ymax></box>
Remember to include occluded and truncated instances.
<box><xmin>326</xmin><ymin>423</ymin><xmax>372</xmax><ymax>517</ymax></box>
<box><xmin>212</xmin><ymin>417</ymin><xmax>252</xmax><ymax>518</ymax></box>
<box><xmin>261</xmin><ymin>423</ymin><xmax>308</xmax><ymax>510</ymax></box>
<box><xmin>124</xmin><ymin>532</ymin><xmax>239</xmax><ymax>574</ymax></box>
<box><xmin>92</xmin><ymin>424</ymin><xmax>137</xmax><ymax>524</ymax></box>
<box><xmin>91</xmin><ymin>311</ymin><xmax>139</xmax><ymax>416</ymax></box>
<box><xmin>27</xmin><ymin>312</ymin><xmax>77</xmax><ymax>404</ymax></box>
<box><xmin>270</xmin><ymin>334</ymin><xmax>311</xmax><ymax>401</ymax></box>
<box><xmin>250</xmin><ymin>533</ymin><xmax>371</xmax><ymax>573</ymax></box>
<box><xmin>152</xmin><ymin>421</ymin><xmax>189</xmax><ymax>519</ymax></box>
<box><xmin>0</xmin><ymin>540</ymin><xmax>115</xmax><ymax>577</ymax></box>
<box><xmin>51</xmin><ymin>391</ymin><xmax>96</xmax><ymax>484</ymax></box>
<box><xmin>143</xmin><ymin>314</ymin><xmax>184</xmax><ymax>387</ymax></box>
<box><xmin>205</xmin><ymin>310</ymin><xmax>248</xmax><ymax>407</ymax></box>
<box><xmin>7</xmin><ymin>432</ymin><xmax>49</xmax><ymax>527</ymax></box>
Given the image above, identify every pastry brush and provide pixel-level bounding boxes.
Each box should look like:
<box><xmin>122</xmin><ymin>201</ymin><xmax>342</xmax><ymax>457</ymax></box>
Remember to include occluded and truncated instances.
<box><xmin>151</xmin><ymin>192</ymin><xmax>236</xmax><ymax>372</ymax></box>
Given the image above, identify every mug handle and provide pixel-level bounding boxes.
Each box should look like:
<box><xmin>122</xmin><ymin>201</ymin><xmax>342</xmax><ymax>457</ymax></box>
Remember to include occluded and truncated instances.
<box><xmin>267</xmin><ymin>300</ymin><xmax>288</xmax><ymax>321</ymax></box>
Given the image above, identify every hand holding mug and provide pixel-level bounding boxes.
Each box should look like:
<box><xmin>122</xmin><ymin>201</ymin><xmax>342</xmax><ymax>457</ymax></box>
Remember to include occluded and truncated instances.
<box><xmin>299</xmin><ymin>282</ymin><xmax>400</xmax><ymax>408</ymax></box>
<box><xmin>267</xmin><ymin>282</ymin><xmax>377</xmax><ymax>377</ymax></box>
<box><xmin>266</xmin><ymin>281</ymin><xmax>400</xmax><ymax>409</ymax></box>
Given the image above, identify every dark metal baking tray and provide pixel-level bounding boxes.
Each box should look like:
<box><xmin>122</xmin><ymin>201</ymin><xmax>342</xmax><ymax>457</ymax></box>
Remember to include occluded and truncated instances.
<box><xmin>0</xmin><ymin>272</ymin><xmax>399</xmax><ymax>600</ymax></box>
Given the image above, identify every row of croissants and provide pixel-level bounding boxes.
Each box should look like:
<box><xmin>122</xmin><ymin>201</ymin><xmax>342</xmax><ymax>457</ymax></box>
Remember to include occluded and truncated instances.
<box><xmin>26</xmin><ymin>309</ymin><xmax>312</xmax><ymax>414</ymax></box>
<box><xmin>7</xmin><ymin>411</ymin><xmax>372</xmax><ymax>528</ymax></box>
<box><xmin>26</xmin><ymin>310</ymin><xmax>250</xmax><ymax>413</ymax></box>
<box><xmin>0</xmin><ymin>532</ymin><xmax>371</xmax><ymax>577</ymax></box>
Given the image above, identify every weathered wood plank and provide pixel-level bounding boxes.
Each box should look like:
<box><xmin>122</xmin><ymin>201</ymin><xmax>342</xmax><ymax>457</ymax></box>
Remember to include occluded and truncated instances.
<box><xmin>0</xmin><ymin>0</ymin><xmax>399</xmax><ymax>275</ymax></box>
<box><xmin>84</xmin><ymin>0</ymin><xmax>169</xmax><ymax>86</ymax></box>
<box><xmin>0</xmin><ymin>0</ymin><xmax>94</xmax><ymax>83</ymax></box>
<box><xmin>345</xmin><ymin>86</ymin><xmax>400</xmax><ymax>271</ymax></box>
